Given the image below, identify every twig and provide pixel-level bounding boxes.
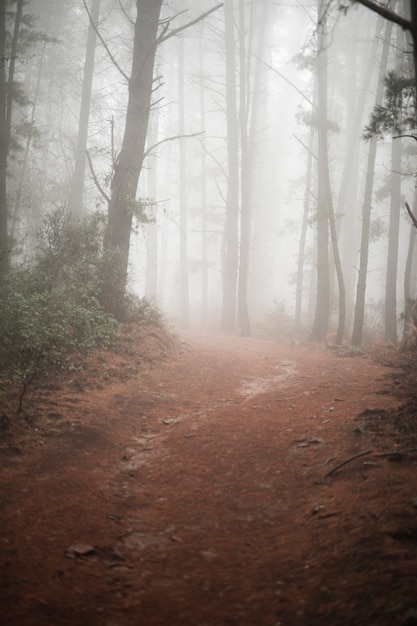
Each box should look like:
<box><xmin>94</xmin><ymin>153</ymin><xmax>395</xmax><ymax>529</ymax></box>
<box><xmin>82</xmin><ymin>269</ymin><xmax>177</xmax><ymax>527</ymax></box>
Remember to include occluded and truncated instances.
<box><xmin>86</xmin><ymin>149</ymin><xmax>110</xmax><ymax>203</ymax></box>
<box><xmin>374</xmin><ymin>448</ymin><xmax>417</xmax><ymax>458</ymax></box>
<box><xmin>18</xmin><ymin>366</ymin><xmax>39</xmax><ymax>416</ymax></box>
<box><xmin>81</xmin><ymin>0</ymin><xmax>129</xmax><ymax>82</ymax></box>
<box><xmin>156</xmin><ymin>3</ymin><xmax>223</xmax><ymax>46</ymax></box>
<box><xmin>405</xmin><ymin>202</ymin><xmax>417</xmax><ymax>229</ymax></box>
<box><xmin>323</xmin><ymin>450</ymin><xmax>373</xmax><ymax>478</ymax></box>
<box><xmin>143</xmin><ymin>132</ymin><xmax>204</xmax><ymax>160</ymax></box>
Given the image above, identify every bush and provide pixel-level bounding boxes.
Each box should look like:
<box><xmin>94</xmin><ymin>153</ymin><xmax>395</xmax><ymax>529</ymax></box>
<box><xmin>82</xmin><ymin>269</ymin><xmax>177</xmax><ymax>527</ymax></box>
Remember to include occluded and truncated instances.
<box><xmin>0</xmin><ymin>210</ymin><xmax>118</xmax><ymax>382</ymax></box>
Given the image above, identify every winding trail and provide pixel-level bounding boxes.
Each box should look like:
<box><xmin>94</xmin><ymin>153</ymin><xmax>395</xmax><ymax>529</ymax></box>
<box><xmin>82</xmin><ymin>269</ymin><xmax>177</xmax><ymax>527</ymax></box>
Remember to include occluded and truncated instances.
<box><xmin>1</xmin><ymin>331</ymin><xmax>416</xmax><ymax>626</ymax></box>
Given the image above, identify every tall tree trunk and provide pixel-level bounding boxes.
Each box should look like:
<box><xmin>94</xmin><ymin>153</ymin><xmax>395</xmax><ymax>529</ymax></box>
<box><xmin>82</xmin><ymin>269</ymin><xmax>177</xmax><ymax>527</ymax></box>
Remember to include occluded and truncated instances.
<box><xmin>328</xmin><ymin>188</ymin><xmax>346</xmax><ymax>345</ymax></box>
<box><xmin>199</xmin><ymin>35</ymin><xmax>208</xmax><ymax>328</ymax></box>
<box><xmin>221</xmin><ymin>0</ymin><xmax>239</xmax><ymax>332</ymax></box>
<box><xmin>403</xmin><ymin>189</ymin><xmax>417</xmax><ymax>342</ymax></box>
<box><xmin>310</xmin><ymin>0</ymin><xmax>330</xmax><ymax>342</ymax></box>
<box><xmin>237</xmin><ymin>0</ymin><xmax>251</xmax><ymax>337</ymax></box>
<box><xmin>0</xmin><ymin>2</ymin><xmax>9</xmax><ymax>279</ymax></box>
<box><xmin>337</xmin><ymin>12</ymin><xmax>380</xmax><ymax>317</ymax></box>
<box><xmin>384</xmin><ymin>23</ymin><xmax>404</xmax><ymax>345</ymax></box>
<box><xmin>10</xmin><ymin>1</ymin><xmax>54</xmax><ymax>241</ymax></box>
<box><xmin>295</xmin><ymin>126</ymin><xmax>315</xmax><ymax>329</ymax></box>
<box><xmin>384</xmin><ymin>134</ymin><xmax>402</xmax><ymax>344</ymax></box>
<box><xmin>104</xmin><ymin>0</ymin><xmax>163</xmax><ymax>315</ymax></box>
<box><xmin>351</xmin><ymin>18</ymin><xmax>391</xmax><ymax>346</ymax></box>
<box><xmin>178</xmin><ymin>34</ymin><xmax>189</xmax><ymax>329</ymax></box>
<box><xmin>0</xmin><ymin>0</ymin><xmax>24</xmax><ymax>278</ymax></box>
<box><xmin>68</xmin><ymin>0</ymin><xmax>101</xmax><ymax>218</ymax></box>
<box><xmin>145</xmin><ymin>110</ymin><xmax>158</xmax><ymax>301</ymax></box>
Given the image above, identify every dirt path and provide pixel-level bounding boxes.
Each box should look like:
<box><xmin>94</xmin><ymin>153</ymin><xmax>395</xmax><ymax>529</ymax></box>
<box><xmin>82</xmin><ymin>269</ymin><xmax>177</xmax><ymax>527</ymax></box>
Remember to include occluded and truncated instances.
<box><xmin>1</xmin><ymin>331</ymin><xmax>417</xmax><ymax>626</ymax></box>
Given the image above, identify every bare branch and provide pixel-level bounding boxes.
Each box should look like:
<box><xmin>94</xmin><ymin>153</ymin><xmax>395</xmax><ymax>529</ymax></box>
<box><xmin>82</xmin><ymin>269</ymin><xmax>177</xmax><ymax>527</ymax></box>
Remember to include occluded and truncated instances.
<box><xmin>200</xmin><ymin>138</ymin><xmax>228</xmax><ymax>180</ymax></box>
<box><xmin>405</xmin><ymin>201</ymin><xmax>417</xmax><ymax>229</ymax></box>
<box><xmin>156</xmin><ymin>3</ymin><xmax>223</xmax><ymax>46</ymax></box>
<box><xmin>82</xmin><ymin>0</ymin><xmax>129</xmax><ymax>82</ymax></box>
<box><xmin>258</xmin><ymin>57</ymin><xmax>315</xmax><ymax>109</ymax></box>
<box><xmin>118</xmin><ymin>0</ymin><xmax>134</xmax><ymax>27</ymax></box>
<box><xmin>86</xmin><ymin>149</ymin><xmax>110</xmax><ymax>203</ymax></box>
<box><xmin>293</xmin><ymin>133</ymin><xmax>318</xmax><ymax>161</ymax></box>
<box><xmin>143</xmin><ymin>132</ymin><xmax>204</xmax><ymax>161</ymax></box>
<box><xmin>324</xmin><ymin>450</ymin><xmax>373</xmax><ymax>478</ymax></box>
<box><xmin>352</xmin><ymin>0</ymin><xmax>411</xmax><ymax>32</ymax></box>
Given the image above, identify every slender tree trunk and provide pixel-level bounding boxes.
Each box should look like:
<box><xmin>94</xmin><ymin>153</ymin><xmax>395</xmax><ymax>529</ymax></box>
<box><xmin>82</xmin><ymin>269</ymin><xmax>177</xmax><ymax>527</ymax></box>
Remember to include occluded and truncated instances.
<box><xmin>0</xmin><ymin>2</ymin><xmax>8</xmax><ymax>279</ymax></box>
<box><xmin>295</xmin><ymin>126</ymin><xmax>315</xmax><ymax>328</ymax></box>
<box><xmin>384</xmin><ymin>23</ymin><xmax>404</xmax><ymax>345</ymax></box>
<box><xmin>310</xmin><ymin>0</ymin><xmax>330</xmax><ymax>342</ymax></box>
<box><xmin>104</xmin><ymin>0</ymin><xmax>163</xmax><ymax>315</ymax></box>
<box><xmin>178</xmin><ymin>35</ymin><xmax>189</xmax><ymax>329</ymax></box>
<box><xmin>337</xmin><ymin>13</ymin><xmax>381</xmax><ymax>317</ymax></box>
<box><xmin>221</xmin><ymin>0</ymin><xmax>239</xmax><ymax>332</ymax></box>
<box><xmin>145</xmin><ymin>110</ymin><xmax>158</xmax><ymax>301</ymax></box>
<box><xmin>246</xmin><ymin>0</ymin><xmax>271</xmax><ymax>316</ymax></box>
<box><xmin>199</xmin><ymin>35</ymin><xmax>208</xmax><ymax>328</ymax></box>
<box><xmin>328</xmin><ymin>191</ymin><xmax>345</xmax><ymax>344</ymax></box>
<box><xmin>10</xmin><ymin>4</ymin><xmax>54</xmax><ymax>241</ymax></box>
<box><xmin>352</xmin><ymin>19</ymin><xmax>391</xmax><ymax>346</ymax></box>
<box><xmin>0</xmin><ymin>0</ymin><xmax>24</xmax><ymax>277</ymax></box>
<box><xmin>403</xmin><ymin>188</ymin><xmax>417</xmax><ymax>341</ymax></box>
<box><xmin>68</xmin><ymin>0</ymin><xmax>101</xmax><ymax>218</ymax></box>
<box><xmin>237</xmin><ymin>0</ymin><xmax>251</xmax><ymax>337</ymax></box>
<box><xmin>385</xmin><ymin>134</ymin><xmax>402</xmax><ymax>344</ymax></box>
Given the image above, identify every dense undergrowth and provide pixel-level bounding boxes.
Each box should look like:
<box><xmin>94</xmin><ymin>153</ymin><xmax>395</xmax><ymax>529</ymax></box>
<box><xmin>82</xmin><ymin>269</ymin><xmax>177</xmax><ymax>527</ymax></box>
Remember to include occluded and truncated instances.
<box><xmin>0</xmin><ymin>209</ymin><xmax>164</xmax><ymax>395</ymax></box>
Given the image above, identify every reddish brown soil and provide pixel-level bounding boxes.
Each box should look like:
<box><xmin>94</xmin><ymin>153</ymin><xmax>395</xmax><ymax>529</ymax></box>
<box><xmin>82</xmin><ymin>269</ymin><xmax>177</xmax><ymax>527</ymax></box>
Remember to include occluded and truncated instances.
<box><xmin>1</xmin><ymin>326</ymin><xmax>417</xmax><ymax>626</ymax></box>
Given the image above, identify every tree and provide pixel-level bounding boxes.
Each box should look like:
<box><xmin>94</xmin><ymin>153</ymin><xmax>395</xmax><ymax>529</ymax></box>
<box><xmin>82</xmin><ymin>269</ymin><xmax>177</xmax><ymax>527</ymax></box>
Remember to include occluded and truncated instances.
<box><xmin>103</xmin><ymin>0</ymin><xmax>163</xmax><ymax>314</ymax></box>
<box><xmin>352</xmin><ymin>1</ymin><xmax>417</xmax><ymax>98</ymax></box>
<box><xmin>103</xmin><ymin>1</ymin><xmax>222</xmax><ymax>316</ymax></box>
<box><xmin>351</xmin><ymin>18</ymin><xmax>392</xmax><ymax>346</ymax></box>
<box><xmin>221</xmin><ymin>0</ymin><xmax>239</xmax><ymax>331</ymax></box>
<box><xmin>0</xmin><ymin>1</ymin><xmax>8</xmax><ymax>280</ymax></box>
<box><xmin>68</xmin><ymin>0</ymin><xmax>101</xmax><ymax>218</ymax></box>
<box><xmin>237</xmin><ymin>0</ymin><xmax>251</xmax><ymax>337</ymax></box>
<box><xmin>0</xmin><ymin>0</ymin><xmax>24</xmax><ymax>280</ymax></box>
<box><xmin>177</xmin><ymin>34</ymin><xmax>190</xmax><ymax>329</ymax></box>
<box><xmin>310</xmin><ymin>0</ymin><xmax>331</xmax><ymax>342</ymax></box>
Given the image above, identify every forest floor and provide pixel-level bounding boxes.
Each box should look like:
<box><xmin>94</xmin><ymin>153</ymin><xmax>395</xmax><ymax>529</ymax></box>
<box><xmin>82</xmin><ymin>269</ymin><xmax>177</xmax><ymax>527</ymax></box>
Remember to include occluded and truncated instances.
<box><xmin>1</xmin><ymin>321</ymin><xmax>417</xmax><ymax>626</ymax></box>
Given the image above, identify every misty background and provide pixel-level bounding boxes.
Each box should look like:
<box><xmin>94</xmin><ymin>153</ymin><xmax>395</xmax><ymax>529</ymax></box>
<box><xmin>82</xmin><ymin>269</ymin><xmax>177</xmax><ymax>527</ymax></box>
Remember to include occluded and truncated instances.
<box><xmin>1</xmin><ymin>0</ymin><xmax>415</xmax><ymax>346</ymax></box>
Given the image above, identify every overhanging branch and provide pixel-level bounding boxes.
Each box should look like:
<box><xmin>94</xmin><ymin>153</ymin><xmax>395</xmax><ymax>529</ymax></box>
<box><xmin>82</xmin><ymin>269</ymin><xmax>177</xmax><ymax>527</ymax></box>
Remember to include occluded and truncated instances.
<box><xmin>82</xmin><ymin>0</ymin><xmax>129</xmax><ymax>82</ymax></box>
<box><xmin>405</xmin><ymin>201</ymin><xmax>417</xmax><ymax>229</ymax></box>
<box><xmin>156</xmin><ymin>3</ymin><xmax>223</xmax><ymax>46</ymax></box>
<box><xmin>352</xmin><ymin>0</ymin><xmax>411</xmax><ymax>32</ymax></box>
<box><xmin>86</xmin><ymin>149</ymin><xmax>110</xmax><ymax>203</ymax></box>
<box><xmin>143</xmin><ymin>132</ymin><xmax>204</xmax><ymax>160</ymax></box>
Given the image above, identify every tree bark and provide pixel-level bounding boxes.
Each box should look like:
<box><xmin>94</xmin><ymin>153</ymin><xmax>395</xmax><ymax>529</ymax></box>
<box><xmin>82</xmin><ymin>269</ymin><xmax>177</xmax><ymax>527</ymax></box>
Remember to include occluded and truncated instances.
<box><xmin>199</xmin><ymin>35</ymin><xmax>209</xmax><ymax>328</ymax></box>
<box><xmin>384</xmin><ymin>22</ymin><xmax>403</xmax><ymax>345</ymax></box>
<box><xmin>403</xmin><ymin>189</ymin><xmax>417</xmax><ymax>341</ymax></box>
<box><xmin>0</xmin><ymin>0</ymin><xmax>24</xmax><ymax>278</ymax></box>
<box><xmin>0</xmin><ymin>2</ymin><xmax>9</xmax><ymax>279</ymax></box>
<box><xmin>178</xmin><ymin>34</ymin><xmax>189</xmax><ymax>329</ymax></box>
<box><xmin>68</xmin><ymin>0</ymin><xmax>101</xmax><ymax>218</ymax></box>
<box><xmin>237</xmin><ymin>0</ymin><xmax>251</xmax><ymax>337</ymax></box>
<box><xmin>221</xmin><ymin>0</ymin><xmax>239</xmax><ymax>332</ymax></box>
<box><xmin>310</xmin><ymin>0</ymin><xmax>330</xmax><ymax>342</ymax></box>
<box><xmin>295</xmin><ymin>126</ymin><xmax>315</xmax><ymax>329</ymax></box>
<box><xmin>104</xmin><ymin>0</ymin><xmax>163</xmax><ymax>314</ymax></box>
<box><xmin>351</xmin><ymin>19</ymin><xmax>391</xmax><ymax>346</ymax></box>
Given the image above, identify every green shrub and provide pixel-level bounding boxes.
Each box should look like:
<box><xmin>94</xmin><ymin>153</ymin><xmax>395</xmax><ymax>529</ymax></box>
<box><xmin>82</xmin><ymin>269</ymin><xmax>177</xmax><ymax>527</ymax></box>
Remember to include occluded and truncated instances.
<box><xmin>0</xmin><ymin>209</ymin><xmax>118</xmax><ymax>382</ymax></box>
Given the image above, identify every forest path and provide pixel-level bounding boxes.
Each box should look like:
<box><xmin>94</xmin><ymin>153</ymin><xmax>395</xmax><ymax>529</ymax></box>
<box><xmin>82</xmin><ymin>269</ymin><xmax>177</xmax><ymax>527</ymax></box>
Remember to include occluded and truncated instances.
<box><xmin>1</xmin><ymin>331</ymin><xmax>417</xmax><ymax>626</ymax></box>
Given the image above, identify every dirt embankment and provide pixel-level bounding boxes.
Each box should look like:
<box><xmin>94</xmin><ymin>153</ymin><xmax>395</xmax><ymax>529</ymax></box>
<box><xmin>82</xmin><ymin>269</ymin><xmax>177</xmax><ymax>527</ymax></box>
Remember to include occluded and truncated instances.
<box><xmin>1</xmin><ymin>329</ymin><xmax>417</xmax><ymax>626</ymax></box>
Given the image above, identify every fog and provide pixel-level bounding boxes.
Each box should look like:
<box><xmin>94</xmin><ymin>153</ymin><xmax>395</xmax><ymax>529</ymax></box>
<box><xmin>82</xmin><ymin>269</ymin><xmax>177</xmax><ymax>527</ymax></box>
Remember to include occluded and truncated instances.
<box><xmin>4</xmin><ymin>0</ymin><xmax>416</xmax><ymax>343</ymax></box>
